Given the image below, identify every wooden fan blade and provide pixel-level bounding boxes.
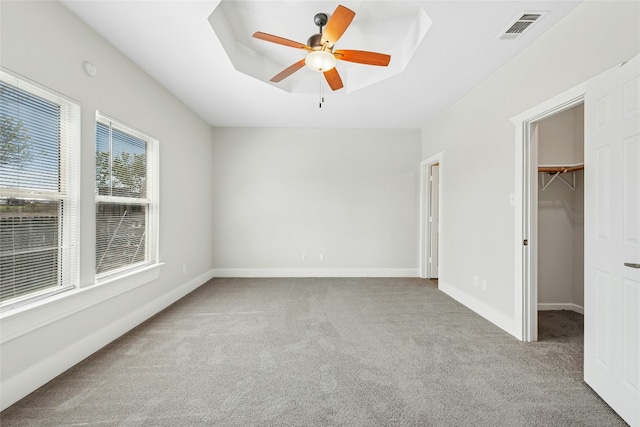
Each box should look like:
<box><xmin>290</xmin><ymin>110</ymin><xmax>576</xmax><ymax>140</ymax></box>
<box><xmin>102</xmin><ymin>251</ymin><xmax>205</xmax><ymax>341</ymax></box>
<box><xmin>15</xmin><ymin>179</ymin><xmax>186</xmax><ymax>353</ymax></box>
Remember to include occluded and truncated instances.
<box><xmin>322</xmin><ymin>5</ymin><xmax>355</xmax><ymax>45</ymax></box>
<box><xmin>270</xmin><ymin>59</ymin><xmax>306</xmax><ymax>83</ymax></box>
<box><xmin>324</xmin><ymin>67</ymin><xmax>343</xmax><ymax>91</ymax></box>
<box><xmin>253</xmin><ymin>32</ymin><xmax>310</xmax><ymax>50</ymax></box>
<box><xmin>334</xmin><ymin>50</ymin><xmax>391</xmax><ymax>66</ymax></box>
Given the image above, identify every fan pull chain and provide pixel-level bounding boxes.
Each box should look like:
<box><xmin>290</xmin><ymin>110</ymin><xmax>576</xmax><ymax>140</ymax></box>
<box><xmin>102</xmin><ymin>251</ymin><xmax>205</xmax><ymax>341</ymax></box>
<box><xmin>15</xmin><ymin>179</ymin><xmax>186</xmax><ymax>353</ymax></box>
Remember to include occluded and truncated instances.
<box><xmin>319</xmin><ymin>74</ymin><xmax>325</xmax><ymax>108</ymax></box>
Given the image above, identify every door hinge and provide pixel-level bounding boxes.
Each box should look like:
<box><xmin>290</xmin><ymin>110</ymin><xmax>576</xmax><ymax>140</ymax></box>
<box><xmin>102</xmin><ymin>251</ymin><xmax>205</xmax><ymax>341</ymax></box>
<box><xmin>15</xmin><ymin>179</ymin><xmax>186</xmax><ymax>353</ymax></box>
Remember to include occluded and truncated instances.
<box><xmin>523</xmin><ymin>239</ymin><xmax>528</xmax><ymax>246</ymax></box>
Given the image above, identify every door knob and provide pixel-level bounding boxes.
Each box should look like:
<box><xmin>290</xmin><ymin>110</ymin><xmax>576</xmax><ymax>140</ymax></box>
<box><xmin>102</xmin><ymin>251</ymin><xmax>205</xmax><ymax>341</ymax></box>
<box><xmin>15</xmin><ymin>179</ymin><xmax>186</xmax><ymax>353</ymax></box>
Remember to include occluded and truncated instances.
<box><xmin>624</xmin><ymin>263</ymin><xmax>640</xmax><ymax>268</ymax></box>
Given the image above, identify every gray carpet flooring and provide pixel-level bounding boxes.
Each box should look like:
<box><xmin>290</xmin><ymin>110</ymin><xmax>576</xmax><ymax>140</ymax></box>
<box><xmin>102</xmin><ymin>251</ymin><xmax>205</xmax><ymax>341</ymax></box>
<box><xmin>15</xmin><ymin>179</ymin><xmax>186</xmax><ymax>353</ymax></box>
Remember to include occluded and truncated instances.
<box><xmin>0</xmin><ymin>278</ymin><xmax>626</xmax><ymax>426</ymax></box>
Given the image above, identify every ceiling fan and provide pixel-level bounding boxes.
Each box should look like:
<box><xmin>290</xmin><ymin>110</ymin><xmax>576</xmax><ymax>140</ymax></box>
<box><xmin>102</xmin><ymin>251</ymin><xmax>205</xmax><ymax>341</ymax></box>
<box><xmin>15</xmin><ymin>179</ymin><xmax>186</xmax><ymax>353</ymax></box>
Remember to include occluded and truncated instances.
<box><xmin>252</xmin><ymin>4</ymin><xmax>391</xmax><ymax>91</ymax></box>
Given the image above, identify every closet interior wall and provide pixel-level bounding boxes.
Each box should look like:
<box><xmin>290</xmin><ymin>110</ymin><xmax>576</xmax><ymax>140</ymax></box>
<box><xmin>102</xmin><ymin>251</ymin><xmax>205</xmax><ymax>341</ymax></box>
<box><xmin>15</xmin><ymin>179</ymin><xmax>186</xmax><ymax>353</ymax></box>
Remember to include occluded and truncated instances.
<box><xmin>537</xmin><ymin>104</ymin><xmax>585</xmax><ymax>312</ymax></box>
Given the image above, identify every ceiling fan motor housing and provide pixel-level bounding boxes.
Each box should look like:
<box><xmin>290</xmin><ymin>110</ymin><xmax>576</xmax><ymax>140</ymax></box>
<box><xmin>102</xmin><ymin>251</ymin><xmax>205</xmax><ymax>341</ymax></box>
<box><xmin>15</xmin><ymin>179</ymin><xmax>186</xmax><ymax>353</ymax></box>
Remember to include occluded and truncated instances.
<box><xmin>307</xmin><ymin>33</ymin><xmax>324</xmax><ymax>50</ymax></box>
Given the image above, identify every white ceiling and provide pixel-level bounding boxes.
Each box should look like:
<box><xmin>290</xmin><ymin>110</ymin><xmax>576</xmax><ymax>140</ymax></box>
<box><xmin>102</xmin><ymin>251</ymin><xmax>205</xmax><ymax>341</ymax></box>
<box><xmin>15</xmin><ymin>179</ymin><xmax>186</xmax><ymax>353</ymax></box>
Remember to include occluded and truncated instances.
<box><xmin>61</xmin><ymin>1</ymin><xmax>581</xmax><ymax>129</ymax></box>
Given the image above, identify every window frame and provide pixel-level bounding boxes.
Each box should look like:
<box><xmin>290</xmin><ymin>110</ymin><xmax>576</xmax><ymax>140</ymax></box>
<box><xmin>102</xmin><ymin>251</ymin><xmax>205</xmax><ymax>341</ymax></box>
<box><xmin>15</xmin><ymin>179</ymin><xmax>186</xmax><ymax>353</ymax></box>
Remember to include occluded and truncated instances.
<box><xmin>94</xmin><ymin>111</ymin><xmax>159</xmax><ymax>282</ymax></box>
<box><xmin>0</xmin><ymin>68</ymin><xmax>80</xmax><ymax>309</ymax></box>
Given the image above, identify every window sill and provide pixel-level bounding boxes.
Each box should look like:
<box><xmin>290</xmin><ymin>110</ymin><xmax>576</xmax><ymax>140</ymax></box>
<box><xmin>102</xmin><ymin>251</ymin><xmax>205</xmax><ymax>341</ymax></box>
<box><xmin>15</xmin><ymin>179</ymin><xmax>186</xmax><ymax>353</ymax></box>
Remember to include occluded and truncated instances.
<box><xmin>96</xmin><ymin>262</ymin><xmax>162</xmax><ymax>287</ymax></box>
<box><xmin>0</xmin><ymin>262</ymin><xmax>164</xmax><ymax>344</ymax></box>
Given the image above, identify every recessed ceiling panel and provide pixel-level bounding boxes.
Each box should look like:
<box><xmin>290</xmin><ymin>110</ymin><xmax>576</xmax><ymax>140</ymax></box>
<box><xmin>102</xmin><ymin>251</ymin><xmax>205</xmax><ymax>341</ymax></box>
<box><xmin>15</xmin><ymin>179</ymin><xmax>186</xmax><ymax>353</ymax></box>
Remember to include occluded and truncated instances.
<box><xmin>209</xmin><ymin>1</ymin><xmax>431</xmax><ymax>94</ymax></box>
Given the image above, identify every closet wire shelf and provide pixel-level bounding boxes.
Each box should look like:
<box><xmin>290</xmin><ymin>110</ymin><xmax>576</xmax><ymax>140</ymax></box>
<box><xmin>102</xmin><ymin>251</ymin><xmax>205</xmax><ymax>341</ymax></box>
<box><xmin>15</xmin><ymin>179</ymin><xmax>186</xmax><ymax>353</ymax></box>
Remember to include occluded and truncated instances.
<box><xmin>538</xmin><ymin>164</ymin><xmax>584</xmax><ymax>191</ymax></box>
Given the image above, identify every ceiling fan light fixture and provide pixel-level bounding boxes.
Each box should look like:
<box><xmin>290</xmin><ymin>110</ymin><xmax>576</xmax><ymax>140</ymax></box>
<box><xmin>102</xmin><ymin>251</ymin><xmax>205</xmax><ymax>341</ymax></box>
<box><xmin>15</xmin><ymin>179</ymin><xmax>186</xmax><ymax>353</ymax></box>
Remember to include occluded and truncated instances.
<box><xmin>305</xmin><ymin>50</ymin><xmax>336</xmax><ymax>72</ymax></box>
<box><xmin>251</xmin><ymin>4</ymin><xmax>390</xmax><ymax>91</ymax></box>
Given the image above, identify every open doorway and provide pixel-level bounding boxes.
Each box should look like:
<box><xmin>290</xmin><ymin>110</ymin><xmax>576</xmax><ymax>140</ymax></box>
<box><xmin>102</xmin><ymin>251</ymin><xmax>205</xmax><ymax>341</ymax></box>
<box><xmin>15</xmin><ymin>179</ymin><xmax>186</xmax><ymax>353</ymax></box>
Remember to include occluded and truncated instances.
<box><xmin>511</xmin><ymin>84</ymin><xmax>585</xmax><ymax>342</ymax></box>
<box><xmin>428</xmin><ymin>163</ymin><xmax>440</xmax><ymax>280</ymax></box>
<box><xmin>420</xmin><ymin>153</ymin><xmax>443</xmax><ymax>284</ymax></box>
<box><xmin>534</xmin><ymin>104</ymin><xmax>585</xmax><ymax>342</ymax></box>
<box><xmin>517</xmin><ymin>97</ymin><xmax>585</xmax><ymax>342</ymax></box>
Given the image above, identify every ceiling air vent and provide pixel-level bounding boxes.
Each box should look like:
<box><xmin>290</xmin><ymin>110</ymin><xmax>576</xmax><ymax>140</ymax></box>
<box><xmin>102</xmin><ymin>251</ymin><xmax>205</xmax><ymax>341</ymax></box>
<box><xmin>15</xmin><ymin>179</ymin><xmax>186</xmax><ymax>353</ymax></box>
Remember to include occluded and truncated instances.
<box><xmin>499</xmin><ymin>11</ymin><xmax>547</xmax><ymax>40</ymax></box>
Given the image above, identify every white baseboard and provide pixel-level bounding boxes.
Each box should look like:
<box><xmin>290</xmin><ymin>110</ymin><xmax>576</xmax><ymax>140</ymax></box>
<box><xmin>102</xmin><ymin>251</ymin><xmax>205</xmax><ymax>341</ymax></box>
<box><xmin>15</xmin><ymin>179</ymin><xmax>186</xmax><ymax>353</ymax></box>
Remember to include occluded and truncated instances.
<box><xmin>212</xmin><ymin>268</ymin><xmax>419</xmax><ymax>278</ymax></box>
<box><xmin>0</xmin><ymin>269</ymin><xmax>215</xmax><ymax>411</ymax></box>
<box><xmin>438</xmin><ymin>280</ymin><xmax>520</xmax><ymax>339</ymax></box>
<box><xmin>538</xmin><ymin>303</ymin><xmax>584</xmax><ymax>314</ymax></box>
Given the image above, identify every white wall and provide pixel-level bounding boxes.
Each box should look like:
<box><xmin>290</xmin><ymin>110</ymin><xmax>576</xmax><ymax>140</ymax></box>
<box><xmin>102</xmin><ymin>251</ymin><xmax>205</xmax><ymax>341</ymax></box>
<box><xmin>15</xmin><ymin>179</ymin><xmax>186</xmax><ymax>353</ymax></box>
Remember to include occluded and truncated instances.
<box><xmin>572</xmin><ymin>170</ymin><xmax>584</xmax><ymax>308</ymax></box>
<box><xmin>421</xmin><ymin>1</ymin><xmax>639</xmax><ymax>336</ymax></box>
<box><xmin>538</xmin><ymin>177</ymin><xmax>577</xmax><ymax>303</ymax></box>
<box><xmin>211</xmin><ymin>128</ymin><xmax>422</xmax><ymax>276</ymax></box>
<box><xmin>571</xmin><ymin>105</ymin><xmax>585</xmax><ymax>309</ymax></box>
<box><xmin>0</xmin><ymin>1</ymin><xmax>216</xmax><ymax>409</ymax></box>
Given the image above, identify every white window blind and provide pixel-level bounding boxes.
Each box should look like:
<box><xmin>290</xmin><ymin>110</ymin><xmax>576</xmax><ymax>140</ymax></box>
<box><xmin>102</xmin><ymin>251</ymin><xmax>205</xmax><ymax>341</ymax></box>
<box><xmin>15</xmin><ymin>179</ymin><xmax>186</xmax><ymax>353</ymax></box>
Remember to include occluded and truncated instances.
<box><xmin>95</xmin><ymin>112</ymin><xmax>158</xmax><ymax>279</ymax></box>
<box><xmin>0</xmin><ymin>69</ymin><xmax>80</xmax><ymax>306</ymax></box>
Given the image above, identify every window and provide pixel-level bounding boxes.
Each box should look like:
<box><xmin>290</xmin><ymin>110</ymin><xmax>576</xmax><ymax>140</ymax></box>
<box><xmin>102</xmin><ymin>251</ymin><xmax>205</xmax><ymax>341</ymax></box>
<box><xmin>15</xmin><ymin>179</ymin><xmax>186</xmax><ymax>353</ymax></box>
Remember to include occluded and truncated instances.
<box><xmin>95</xmin><ymin>112</ymin><xmax>158</xmax><ymax>279</ymax></box>
<box><xmin>0</xmin><ymin>70</ymin><xmax>80</xmax><ymax>306</ymax></box>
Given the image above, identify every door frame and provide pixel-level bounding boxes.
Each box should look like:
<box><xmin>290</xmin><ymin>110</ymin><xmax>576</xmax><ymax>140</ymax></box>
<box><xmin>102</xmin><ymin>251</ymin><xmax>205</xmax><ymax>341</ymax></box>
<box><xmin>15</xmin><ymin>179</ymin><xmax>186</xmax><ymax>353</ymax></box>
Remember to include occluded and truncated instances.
<box><xmin>511</xmin><ymin>84</ymin><xmax>585</xmax><ymax>342</ymax></box>
<box><xmin>420</xmin><ymin>152</ymin><xmax>444</xmax><ymax>279</ymax></box>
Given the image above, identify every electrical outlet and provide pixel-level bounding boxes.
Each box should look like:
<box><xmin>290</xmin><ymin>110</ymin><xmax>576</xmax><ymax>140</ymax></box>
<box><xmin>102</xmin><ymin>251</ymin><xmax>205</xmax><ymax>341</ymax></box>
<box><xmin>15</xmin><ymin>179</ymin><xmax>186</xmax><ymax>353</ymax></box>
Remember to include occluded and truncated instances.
<box><xmin>302</xmin><ymin>253</ymin><xmax>308</xmax><ymax>261</ymax></box>
<box><xmin>182</xmin><ymin>265</ymin><xmax>187</xmax><ymax>275</ymax></box>
<box><xmin>482</xmin><ymin>280</ymin><xmax>487</xmax><ymax>291</ymax></box>
<box><xmin>474</xmin><ymin>276</ymin><xmax>479</xmax><ymax>287</ymax></box>
<box><xmin>319</xmin><ymin>253</ymin><xmax>325</xmax><ymax>261</ymax></box>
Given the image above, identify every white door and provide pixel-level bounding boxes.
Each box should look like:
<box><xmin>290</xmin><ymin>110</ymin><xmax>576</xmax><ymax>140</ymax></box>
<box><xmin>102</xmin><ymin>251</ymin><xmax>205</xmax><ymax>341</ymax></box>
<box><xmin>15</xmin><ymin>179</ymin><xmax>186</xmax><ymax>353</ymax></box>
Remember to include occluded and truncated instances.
<box><xmin>429</xmin><ymin>164</ymin><xmax>440</xmax><ymax>278</ymax></box>
<box><xmin>584</xmin><ymin>54</ymin><xmax>640</xmax><ymax>426</ymax></box>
